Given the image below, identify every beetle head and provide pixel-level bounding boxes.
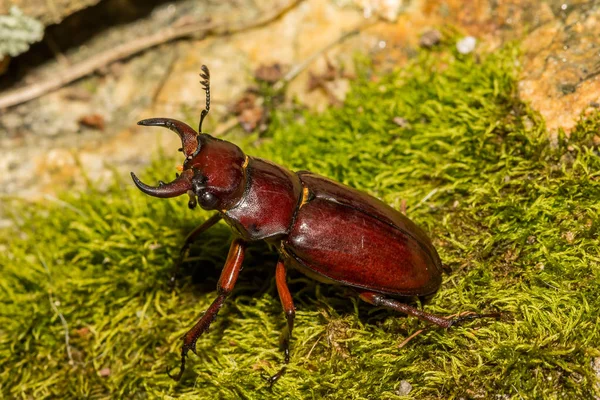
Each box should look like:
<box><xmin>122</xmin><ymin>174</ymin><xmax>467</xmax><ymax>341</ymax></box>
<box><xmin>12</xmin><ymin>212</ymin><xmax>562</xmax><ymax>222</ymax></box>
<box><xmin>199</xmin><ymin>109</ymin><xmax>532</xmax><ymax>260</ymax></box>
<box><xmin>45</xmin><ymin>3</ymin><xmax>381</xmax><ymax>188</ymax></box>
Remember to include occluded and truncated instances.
<box><xmin>131</xmin><ymin>65</ymin><xmax>247</xmax><ymax>211</ymax></box>
<box><xmin>130</xmin><ymin>118</ymin><xmax>246</xmax><ymax>211</ymax></box>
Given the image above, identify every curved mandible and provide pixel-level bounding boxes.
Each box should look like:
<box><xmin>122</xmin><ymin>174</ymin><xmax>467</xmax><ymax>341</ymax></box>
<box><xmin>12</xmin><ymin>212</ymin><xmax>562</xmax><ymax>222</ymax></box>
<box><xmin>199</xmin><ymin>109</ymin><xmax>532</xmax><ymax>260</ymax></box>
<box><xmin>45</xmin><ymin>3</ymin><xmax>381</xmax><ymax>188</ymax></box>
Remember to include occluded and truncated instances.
<box><xmin>138</xmin><ymin>118</ymin><xmax>199</xmax><ymax>157</ymax></box>
<box><xmin>130</xmin><ymin>169</ymin><xmax>194</xmax><ymax>198</ymax></box>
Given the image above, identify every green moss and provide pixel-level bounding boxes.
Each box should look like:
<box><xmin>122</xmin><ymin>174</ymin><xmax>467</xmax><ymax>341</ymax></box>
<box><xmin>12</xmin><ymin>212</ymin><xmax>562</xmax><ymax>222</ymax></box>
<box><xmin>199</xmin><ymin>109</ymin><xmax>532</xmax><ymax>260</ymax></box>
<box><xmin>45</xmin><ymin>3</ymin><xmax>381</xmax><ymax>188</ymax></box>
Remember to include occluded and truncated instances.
<box><xmin>1</xmin><ymin>41</ymin><xmax>599</xmax><ymax>399</ymax></box>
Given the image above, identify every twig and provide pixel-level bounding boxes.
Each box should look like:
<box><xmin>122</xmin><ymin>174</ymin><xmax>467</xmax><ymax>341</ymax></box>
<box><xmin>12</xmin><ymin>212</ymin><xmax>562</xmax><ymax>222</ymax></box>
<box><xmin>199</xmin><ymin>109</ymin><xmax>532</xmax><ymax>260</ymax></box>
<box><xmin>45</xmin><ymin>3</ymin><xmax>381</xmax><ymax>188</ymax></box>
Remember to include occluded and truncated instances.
<box><xmin>446</xmin><ymin>311</ymin><xmax>477</xmax><ymax>320</ymax></box>
<box><xmin>0</xmin><ymin>0</ymin><xmax>304</xmax><ymax>110</ymax></box>
<box><xmin>44</xmin><ymin>32</ymin><xmax>70</xmax><ymax>68</ymax></box>
<box><xmin>413</xmin><ymin>188</ymin><xmax>439</xmax><ymax>210</ymax></box>
<box><xmin>40</xmin><ymin>253</ymin><xmax>75</xmax><ymax>365</ymax></box>
<box><xmin>512</xmin><ymin>384</ymin><xmax>524</xmax><ymax>400</ymax></box>
<box><xmin>400</xmin><ymin>198</ymin><xmax>407</xmax><ymax>215</ymax></box>
<box><xmin>48</xmin><ymin>292</ymin><xmax>74</xmax><ymax>365</ymax></box>
<box><xmin>151</xmin><ymin>49</ymin><xmax>180</xmax><ymax>104</ymax></box>
<box><xmin>397</xmin><ymin>328</ymin><xmax>425</xmax><ymax>349</ymax></box>
<box><xmin>273</xmin><ymin>22</ymin><xmax>375</xmax><ymax>92</ymax></box>
<box><xmin>305</xmin><ymin>333</ymin><xmax>325</xmax><ymax>361</ymax></box>
<box><xmin>42</xmin><ymin>194</ymin><xmax>86</xmax><ymax>216</ymax></box>
<box><xmin>212</xmin><ymin>116</ymin><xmax>239</xmax><ymax>137</ymax></box>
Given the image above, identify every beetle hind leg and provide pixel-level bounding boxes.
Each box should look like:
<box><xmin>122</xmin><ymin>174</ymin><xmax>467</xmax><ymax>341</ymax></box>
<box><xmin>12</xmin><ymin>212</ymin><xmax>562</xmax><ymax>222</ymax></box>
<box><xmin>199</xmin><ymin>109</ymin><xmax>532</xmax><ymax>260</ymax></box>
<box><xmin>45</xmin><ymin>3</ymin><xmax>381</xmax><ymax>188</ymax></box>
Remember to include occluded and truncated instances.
<box><xmin>359</xmin><ymin>291</ymin><xmax>499</xmax><ymax>329</ymax></box>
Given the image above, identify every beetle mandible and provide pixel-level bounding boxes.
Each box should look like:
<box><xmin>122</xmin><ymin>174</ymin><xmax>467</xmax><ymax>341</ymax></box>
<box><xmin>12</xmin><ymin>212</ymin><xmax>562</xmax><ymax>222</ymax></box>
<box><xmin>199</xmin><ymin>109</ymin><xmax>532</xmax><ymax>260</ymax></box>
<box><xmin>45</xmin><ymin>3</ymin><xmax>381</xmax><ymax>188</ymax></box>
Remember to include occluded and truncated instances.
<box><xmin>131</xmin><ymin>66</ymin><xmax>497</xmax><ymax>382</ymax></box>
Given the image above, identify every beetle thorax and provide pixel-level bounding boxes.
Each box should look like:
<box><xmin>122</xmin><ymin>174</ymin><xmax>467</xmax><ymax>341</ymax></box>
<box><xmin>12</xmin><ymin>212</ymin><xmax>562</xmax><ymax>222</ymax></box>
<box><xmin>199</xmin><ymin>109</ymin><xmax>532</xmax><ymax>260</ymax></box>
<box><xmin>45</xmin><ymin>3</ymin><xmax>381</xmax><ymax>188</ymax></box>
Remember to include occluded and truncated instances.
<box><xmin>222</xmin><ymin>158</ymin><xmax>303</xmax><ymax>241</ymax></box>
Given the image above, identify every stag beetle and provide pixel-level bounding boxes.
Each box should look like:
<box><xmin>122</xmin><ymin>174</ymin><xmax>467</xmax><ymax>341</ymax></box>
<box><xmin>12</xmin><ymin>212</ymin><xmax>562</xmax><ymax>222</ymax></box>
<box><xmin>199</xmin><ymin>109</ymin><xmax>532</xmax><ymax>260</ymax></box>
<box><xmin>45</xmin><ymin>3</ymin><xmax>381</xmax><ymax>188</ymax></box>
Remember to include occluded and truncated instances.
<box><xmin>131</xmin><ymin>66</ymin><xmax>497</xmax><ymax>383</ymax></box>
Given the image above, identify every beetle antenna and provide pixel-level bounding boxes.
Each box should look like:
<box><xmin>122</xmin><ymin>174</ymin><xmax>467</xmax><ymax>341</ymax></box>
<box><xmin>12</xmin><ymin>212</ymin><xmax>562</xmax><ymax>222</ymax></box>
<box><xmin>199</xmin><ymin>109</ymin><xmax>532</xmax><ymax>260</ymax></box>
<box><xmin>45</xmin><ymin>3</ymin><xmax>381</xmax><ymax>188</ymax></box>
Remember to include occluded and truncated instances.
<box><xmin>198</xmin><ymin>65</ymin><xmax>210</xmax><ymax>133</ymax></box>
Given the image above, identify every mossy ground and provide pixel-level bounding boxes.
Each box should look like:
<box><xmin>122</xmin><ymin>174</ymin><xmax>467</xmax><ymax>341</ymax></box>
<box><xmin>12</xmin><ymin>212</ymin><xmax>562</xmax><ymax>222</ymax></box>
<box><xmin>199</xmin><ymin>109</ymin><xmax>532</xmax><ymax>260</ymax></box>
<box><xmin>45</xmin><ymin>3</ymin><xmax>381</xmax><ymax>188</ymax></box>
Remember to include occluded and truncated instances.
<box><xmin>1</xmin><ymin>39</ymin><xmax>599</xmax><ymax>399</ymax></box>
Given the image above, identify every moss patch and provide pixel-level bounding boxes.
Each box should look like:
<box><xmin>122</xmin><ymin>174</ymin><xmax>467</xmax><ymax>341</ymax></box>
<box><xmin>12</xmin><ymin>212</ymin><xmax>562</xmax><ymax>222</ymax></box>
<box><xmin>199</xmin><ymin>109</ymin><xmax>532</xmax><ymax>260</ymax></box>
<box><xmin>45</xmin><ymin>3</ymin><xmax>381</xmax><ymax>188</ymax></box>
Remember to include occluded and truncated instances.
<box><xmin>1</xmin><ymin>41</ymin><xmax>599</xmax><ymax>399</ymax></box>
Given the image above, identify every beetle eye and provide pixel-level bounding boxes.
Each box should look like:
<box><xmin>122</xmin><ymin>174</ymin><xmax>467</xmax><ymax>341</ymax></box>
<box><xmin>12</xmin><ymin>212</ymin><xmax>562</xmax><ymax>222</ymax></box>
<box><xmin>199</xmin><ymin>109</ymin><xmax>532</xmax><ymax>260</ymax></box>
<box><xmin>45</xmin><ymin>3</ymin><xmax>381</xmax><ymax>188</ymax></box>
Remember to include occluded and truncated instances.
<box><xmin>192</xmin><ymin>174</ymin><xmax>207</xmax><ymax>194</ymax></box>
<box><xmin>198</xmin><ymin>191</ymin><xmax>218</xmax><ymax>210</ymax></box>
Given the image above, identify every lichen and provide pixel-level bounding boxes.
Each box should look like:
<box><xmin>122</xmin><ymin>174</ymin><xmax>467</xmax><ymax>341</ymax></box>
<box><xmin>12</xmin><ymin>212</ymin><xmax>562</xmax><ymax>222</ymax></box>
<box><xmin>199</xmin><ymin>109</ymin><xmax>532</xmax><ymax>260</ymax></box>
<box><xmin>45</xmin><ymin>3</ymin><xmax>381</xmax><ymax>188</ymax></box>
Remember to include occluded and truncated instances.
<box><xmin>1</xmin><ymin>37</ymin><xmax>599</xmax><ymax>399</ymax></box>
<box><xmin>0</xmin><ymin>6</ymin><xmax>44</xmax><ymax>58</ymax></box>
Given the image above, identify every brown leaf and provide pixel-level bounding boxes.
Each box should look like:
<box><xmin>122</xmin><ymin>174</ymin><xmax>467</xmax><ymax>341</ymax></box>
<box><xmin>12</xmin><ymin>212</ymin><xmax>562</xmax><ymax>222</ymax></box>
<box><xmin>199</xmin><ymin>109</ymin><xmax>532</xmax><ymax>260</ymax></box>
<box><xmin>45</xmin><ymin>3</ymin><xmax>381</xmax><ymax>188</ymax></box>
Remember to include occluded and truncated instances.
<box><xmin>74</xmin><ymin>327</ymin><xmax>91</xmax><ymax>338</ymax></box>
<box><xmin>238</xmin><ymin>107</ymin><xmax>264</xmax><ymax>132</ymax></box>
<box><xmin>231</xmin><ymin>92</ymin><xmax>258</xmax><ymax>115</ymax></box>
<box><xmin>78</xmin><ymin>114</ymin><xmax>105</xmax><ymax>130</ymax></box>
<box><xmin>255</xmin><ymin>63</ymin><xmax>285</xmax><ymax>83</ymax></box>
<box><xmin>419</xmin><ymin>29</ymin><xmax>442</xmax><ymax>48</ymax></box>
<box><xmin>307</xmin><ymin>60</ymin><xmax>338</xmax><ymax>92</ymax></box>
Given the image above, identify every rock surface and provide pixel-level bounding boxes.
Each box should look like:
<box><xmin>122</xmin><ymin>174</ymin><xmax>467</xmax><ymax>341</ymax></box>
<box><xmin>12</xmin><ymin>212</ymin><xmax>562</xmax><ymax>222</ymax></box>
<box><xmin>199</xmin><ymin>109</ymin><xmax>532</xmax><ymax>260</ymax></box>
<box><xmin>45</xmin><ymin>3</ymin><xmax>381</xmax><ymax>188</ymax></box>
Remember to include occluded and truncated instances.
<box><xmin>519</xmin><ymin>1</ymin><xmax>600</xmax><ymax>136</ymax></box>
<box><xmin>1</xmin><ymin>0</ymin><xmax>599</xmax><ymax>204</ymax></box>
<box><xmin>0</xmin><ymin>0</ymin><xmax>101</xmax><ymax>26</ymax></box>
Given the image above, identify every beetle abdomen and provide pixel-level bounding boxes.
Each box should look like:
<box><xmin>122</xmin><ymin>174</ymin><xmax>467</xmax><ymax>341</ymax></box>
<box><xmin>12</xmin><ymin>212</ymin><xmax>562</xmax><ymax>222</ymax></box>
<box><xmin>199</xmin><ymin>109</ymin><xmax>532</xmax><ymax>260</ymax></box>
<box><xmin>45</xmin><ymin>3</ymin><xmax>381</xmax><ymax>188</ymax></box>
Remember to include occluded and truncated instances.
<box><xmin>283</xmin><ymin>173</ymin><xmax>442</xmax><ymax>296</ymax></box>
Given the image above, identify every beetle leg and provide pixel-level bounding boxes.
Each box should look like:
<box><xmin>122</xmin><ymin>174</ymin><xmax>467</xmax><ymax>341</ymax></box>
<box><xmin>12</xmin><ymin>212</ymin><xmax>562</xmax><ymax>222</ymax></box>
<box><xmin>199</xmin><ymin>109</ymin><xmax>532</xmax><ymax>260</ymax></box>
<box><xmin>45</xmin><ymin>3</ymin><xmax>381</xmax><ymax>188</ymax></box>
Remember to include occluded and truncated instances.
<box><xmin>276</xmin><ymin>258</ymin><xmax>295</xmax><ymax>363</ymax></box>
<box><xmin>264</xmin><ymin>258</ymin><xmax>296</xmax><ymax>387</ymax></box>
<box><xmin>170</xmin><ymin>213</ymin><xmax>223</xmax><ymax>287</ymax></box>
<box><xmin>168</xmin><ymin>237</ymin><xmax>246</xmax><ymax>381</ymax></box>
<box><xmin>359</xmin><ymin>291</ymin><xmax>499</xmax><ymax>329</ymax></box>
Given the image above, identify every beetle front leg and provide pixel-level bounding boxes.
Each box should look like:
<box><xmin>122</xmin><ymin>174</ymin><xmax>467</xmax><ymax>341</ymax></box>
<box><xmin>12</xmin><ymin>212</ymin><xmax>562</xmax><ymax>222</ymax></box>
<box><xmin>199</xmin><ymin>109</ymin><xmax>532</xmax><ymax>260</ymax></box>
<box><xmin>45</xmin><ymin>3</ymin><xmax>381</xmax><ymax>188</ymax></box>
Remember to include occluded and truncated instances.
<box><xmin>170</xmin><ymin>213</ymin><xmax>223</xmax><ymax>286</ymax></box>
<box><xmin>264</xmin><ymin>258</ymin><xmax>296</xmax><ymax>386</ymax></box>
<box><xmin>168</xmin><ymin>237</ymin><xmax>246</xmax><ymax>381</ymax></box>
<box><xmin>359</xmin><ymin>291</ymin><xmax>499</xmax><ymax>329</ymax></box>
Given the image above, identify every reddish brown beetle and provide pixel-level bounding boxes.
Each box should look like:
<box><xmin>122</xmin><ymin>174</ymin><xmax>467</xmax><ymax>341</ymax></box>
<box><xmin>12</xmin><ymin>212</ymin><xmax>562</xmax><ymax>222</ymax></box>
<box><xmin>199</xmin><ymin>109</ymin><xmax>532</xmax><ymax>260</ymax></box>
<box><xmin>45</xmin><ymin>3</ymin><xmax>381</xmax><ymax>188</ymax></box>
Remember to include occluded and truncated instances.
<box><xmin>131</xmin><ymin>66</ymin><xmax>496</xmax><ymax>382</ymax></box>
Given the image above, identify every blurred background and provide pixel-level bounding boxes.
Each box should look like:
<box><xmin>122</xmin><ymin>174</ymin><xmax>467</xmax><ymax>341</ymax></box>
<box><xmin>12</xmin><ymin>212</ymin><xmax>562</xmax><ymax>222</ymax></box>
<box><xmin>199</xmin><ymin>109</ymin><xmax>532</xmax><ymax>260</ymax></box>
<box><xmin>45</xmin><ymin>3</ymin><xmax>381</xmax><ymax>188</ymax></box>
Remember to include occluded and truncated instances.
<box><xmin>2</xmin><ymin>0</ymin><xmax>599</xmax><ymax>215</ymax></box>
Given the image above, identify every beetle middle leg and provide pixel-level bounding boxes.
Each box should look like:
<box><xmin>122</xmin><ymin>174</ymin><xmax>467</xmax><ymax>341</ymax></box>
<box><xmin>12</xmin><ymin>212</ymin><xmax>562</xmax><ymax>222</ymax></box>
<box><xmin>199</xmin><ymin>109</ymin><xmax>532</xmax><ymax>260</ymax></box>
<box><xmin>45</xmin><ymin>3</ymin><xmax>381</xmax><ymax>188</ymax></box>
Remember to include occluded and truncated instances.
<box><xmin>263</xmin><ymin>258</ymin><xmax>296</xmax><ymax>387</ymax></box>
<box><xmin>168</xmin><ymin>237</ymin><xmax>246</xmax><ymax>381</ymax></box>
<box><xmin>359</xmin><ymin>291</ymin><xmax>499</xmax><ymax>329</ymax></box>
<box><xmin>169</xmin><ymin>213</ymin><xmax>223</xmax><ymax>286</ymax></box>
